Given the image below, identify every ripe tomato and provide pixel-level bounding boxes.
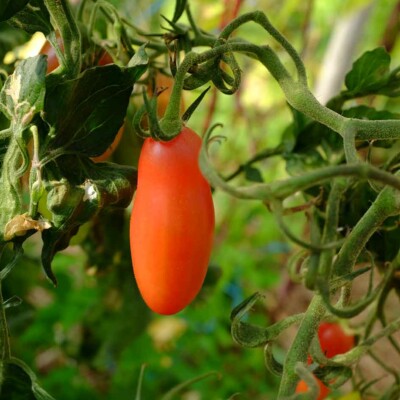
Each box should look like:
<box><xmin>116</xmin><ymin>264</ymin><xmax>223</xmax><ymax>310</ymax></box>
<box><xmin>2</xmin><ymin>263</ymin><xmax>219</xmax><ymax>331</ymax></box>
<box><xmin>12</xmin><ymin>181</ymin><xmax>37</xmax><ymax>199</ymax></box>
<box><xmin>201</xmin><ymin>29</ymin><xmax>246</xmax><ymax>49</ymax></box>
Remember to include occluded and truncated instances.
<box><xmin>296</xmin><ymin>323</ymin><xmax>354</xmax><ymax>398</ymax></box>
<box><xmin>318</xmin><ymin>322</ymin><xmax>355</xmax><ymax>358</ymax></box>
<box><xmin>129</xmin><ymin>127</ymin><xmax>215</xmax><ymax>315</ymax></box>
<box><xmin>296</xmin><ymin>378</ymin><xmax>330</xmax><ymax>400</ymax></box>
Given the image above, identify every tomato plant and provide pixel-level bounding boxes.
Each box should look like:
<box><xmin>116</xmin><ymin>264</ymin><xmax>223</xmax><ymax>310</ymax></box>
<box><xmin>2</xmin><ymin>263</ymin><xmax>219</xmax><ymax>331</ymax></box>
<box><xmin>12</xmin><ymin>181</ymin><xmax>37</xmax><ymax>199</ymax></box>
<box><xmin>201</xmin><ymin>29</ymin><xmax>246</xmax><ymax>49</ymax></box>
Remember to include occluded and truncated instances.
<box><xmin>1</xmin><ymin>0</ymin><xmax>400</xmax><ymax>399</ymax></box>
<box><xmin>130</xmin><ymin>127</ymin><xmax>215</xmax><ymax>315</ymax></box>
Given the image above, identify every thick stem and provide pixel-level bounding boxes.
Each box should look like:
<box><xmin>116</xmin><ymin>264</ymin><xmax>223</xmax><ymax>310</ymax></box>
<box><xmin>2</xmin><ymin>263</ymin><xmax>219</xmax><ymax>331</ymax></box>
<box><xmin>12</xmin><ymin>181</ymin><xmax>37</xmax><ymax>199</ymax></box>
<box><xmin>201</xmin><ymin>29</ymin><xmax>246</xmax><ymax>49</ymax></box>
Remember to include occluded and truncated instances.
<box><xmin>278</xmin><ymin>294</ymin><xmax>326</xmax><ymax>398</ymax></box>
<box><xmin>319</xmin><ymin>179</ymin><xmax>348</xmax><ymax>278</ymax></box>
<box><xmin>44</xmin><ymin>0</ymin><xmax>81</xmax><ymax>78</ymax></box>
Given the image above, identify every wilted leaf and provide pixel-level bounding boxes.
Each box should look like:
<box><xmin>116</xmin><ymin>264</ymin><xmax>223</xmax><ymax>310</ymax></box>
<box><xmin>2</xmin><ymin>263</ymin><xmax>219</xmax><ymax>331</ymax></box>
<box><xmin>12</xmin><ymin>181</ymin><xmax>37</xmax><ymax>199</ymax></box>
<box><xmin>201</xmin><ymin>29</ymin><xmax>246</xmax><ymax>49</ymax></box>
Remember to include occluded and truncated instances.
<box><xmin>4</xmin><ymin>213</ymin><xmax>51</xmax><ymax>241</ymax></box>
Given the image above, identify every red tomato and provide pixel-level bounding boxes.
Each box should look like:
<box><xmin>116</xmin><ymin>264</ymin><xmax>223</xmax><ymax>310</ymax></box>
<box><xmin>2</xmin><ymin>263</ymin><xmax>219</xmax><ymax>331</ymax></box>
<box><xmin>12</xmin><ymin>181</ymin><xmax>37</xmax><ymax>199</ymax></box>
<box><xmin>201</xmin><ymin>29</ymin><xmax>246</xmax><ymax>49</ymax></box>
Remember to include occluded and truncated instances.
<box><xmin>129</xmin><ymin>127</ymin><xmax>215</xmax><ymax>315</ymax></box>
<box><xmin>318</xmin><ymin>322</ymin><xmax>355</xmax><ymax>358</ymax></box>
<box><xmin>296</xmin><ymin>378</ymin><xmax>330</xmax><ymax>400</ymax></box>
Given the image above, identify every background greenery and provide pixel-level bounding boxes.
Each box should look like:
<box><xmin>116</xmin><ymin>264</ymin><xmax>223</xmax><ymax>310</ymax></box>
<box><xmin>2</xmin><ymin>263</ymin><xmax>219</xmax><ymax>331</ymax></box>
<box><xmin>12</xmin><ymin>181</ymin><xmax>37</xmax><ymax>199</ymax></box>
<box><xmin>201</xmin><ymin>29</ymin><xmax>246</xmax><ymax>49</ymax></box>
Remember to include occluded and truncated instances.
<box><xmin>2</xmin><ymin>0</ymin><xmax>400</xmax><ymax>398</ymax></box>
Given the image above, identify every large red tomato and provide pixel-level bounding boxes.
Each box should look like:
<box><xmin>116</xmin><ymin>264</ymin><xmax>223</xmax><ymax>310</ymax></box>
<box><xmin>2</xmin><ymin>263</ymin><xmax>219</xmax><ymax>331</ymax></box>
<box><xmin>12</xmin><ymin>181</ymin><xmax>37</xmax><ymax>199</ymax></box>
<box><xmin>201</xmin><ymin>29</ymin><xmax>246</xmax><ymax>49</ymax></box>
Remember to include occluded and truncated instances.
<box><xmin>129</xmin><ymin>127</ymin><xmax>215</xmax><ymax>315</ymax></box>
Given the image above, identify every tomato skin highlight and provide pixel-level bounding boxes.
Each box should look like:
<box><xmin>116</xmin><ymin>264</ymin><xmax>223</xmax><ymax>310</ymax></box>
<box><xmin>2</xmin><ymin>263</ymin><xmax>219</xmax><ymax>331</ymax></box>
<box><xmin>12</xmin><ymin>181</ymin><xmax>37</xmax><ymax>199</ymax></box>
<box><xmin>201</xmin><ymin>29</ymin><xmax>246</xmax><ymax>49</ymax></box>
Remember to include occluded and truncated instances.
<box><xmin>129</xmin><ymin>127</ymin><xmax>215</xmax><ymax>315</ymax></box>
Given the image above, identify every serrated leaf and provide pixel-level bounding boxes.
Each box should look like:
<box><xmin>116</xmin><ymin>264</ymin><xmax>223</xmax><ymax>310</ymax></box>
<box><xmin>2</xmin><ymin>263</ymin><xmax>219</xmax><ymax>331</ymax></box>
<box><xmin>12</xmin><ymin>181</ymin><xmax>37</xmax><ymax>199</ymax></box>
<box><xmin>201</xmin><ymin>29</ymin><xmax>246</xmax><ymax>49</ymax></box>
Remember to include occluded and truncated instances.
<box><xmin>345</xmin><ymin>48</ymin><xmax>391</xmax><ymax>95</ymax></box>
<box><xmin>244</xmin><ymin>165</ymin><xmax>264</xmax><ymax>182</ymax></box>
<box><xmin>8</xmin><ymin>0</ymin><xmax>52</xmax><ymax>35</ymax></box>
<box><xmin>0</xmin><ymin>0</ymin><xmax>29</xmax><ymax>22</ymax></box>
<box><xmin>44</xmin><ymin>62</ymin><xmax>147</xmax><ymax>158</ymax></box>
<box><xmin>0</xmin><ymin>55</ymin><xmax>46</xmax><ymax>127</ymax></box>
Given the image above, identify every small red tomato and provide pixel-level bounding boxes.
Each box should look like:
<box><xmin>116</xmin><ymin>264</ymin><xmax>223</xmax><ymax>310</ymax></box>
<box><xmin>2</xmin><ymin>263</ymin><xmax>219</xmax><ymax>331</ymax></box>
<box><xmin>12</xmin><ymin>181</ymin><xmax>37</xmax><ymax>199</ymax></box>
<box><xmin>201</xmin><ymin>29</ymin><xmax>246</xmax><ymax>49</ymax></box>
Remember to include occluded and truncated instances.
<box><xmin>318</xmin><ymin>322</ymin><xmax>355</xmax><ymax>358</ymax></box>
<box><xmin>130</xmin><ymin>127</ymin><xmax>215</xmax><ymax>315</ymax></box>
<box><xmin>296</xmin><ymin>378</ymin><xmax>330</xmax><ymax>400</ymax></box>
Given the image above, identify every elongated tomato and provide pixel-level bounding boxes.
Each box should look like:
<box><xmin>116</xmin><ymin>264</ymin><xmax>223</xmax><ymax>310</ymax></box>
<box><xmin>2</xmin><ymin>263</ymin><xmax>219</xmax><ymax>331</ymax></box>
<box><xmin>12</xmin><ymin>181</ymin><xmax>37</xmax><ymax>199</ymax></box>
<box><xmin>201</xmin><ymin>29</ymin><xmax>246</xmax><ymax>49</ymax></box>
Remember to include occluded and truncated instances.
<box><xmin>130</xmin><ymin>127</ymin><xmax>215</xmax><ymax>315</ymax></box>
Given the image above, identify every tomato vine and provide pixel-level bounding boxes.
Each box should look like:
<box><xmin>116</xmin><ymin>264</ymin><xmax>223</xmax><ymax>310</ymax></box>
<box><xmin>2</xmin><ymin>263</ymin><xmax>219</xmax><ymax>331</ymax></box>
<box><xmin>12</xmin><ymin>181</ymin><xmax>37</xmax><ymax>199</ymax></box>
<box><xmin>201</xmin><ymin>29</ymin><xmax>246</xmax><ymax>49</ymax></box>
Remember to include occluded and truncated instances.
<box><xmin>0</xmin><ymin>0</ymin><xmax>400</xmax><ymax>398</ymax></box>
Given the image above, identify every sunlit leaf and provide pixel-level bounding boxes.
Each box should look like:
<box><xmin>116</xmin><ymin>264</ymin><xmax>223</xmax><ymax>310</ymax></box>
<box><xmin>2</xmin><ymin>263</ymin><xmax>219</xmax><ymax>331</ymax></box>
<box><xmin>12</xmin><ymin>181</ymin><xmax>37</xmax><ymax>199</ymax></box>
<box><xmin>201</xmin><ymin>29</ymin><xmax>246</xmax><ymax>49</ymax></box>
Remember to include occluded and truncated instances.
<box><xmin>345</xmin><ymin>48</ymin><xmax>391</xmax><ymax>95</ymax></box>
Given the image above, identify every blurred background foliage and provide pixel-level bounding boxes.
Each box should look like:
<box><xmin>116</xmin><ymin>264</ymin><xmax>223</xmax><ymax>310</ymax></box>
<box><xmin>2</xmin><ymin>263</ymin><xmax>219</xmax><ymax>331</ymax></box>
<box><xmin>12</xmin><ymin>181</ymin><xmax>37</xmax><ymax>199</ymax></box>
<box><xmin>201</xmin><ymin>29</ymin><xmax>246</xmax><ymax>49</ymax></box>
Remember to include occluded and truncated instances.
<box><xmin>2</xmin><ymin>0</ymin><xmax>400</xmax><ymax>398</ymax></box>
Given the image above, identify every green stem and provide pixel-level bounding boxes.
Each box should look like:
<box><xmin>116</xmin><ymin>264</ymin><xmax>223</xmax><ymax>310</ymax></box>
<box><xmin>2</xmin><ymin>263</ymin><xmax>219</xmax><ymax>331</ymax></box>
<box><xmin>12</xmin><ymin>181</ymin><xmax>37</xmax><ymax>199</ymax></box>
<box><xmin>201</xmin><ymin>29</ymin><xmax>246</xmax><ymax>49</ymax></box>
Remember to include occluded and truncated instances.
<box><xmin>318</xmin><ymin>179</ymin><xmax>348</xmax><ymax>278</ymax></box>
<box><xmin>0</xmin><ymin>276</ymin><xmax>10</xmax><ymax>360</ymax></box>
<box><xmin>44</xmin><ymin>0</ymin><xmax>81</xmax><ymax>78</ymax></box>
<box><xmin>333</xmin><ymin>183</ymin><xmax>400</xmax><ymax>277</ymax></box>
<box><xmin>219</xmin><ymin>11</ymin><xmax>307</xmax><ymax>84</ymax></box>
<box><xmin>278</xmin><ymin>294</ymin><xmax>326</xmax><ymax>398</ymax></box>
<box><xmin>161</xmin><ymin>31</ymin><xmax>400</xmax><ymax>142</ymax></box>
<box><xmin>200</xmin><ymin>132</ymin><xmax>400</xmax><ymax>200</ymax></box>
<box><xmin>224</xmin><ymin>144</ymin><xmax>284</xmax><ymax>181</ymax></box>
<box><xmin>28</xmin><ymin>126</ymin><xmax>42</xmax><ymax>217</ymax></box>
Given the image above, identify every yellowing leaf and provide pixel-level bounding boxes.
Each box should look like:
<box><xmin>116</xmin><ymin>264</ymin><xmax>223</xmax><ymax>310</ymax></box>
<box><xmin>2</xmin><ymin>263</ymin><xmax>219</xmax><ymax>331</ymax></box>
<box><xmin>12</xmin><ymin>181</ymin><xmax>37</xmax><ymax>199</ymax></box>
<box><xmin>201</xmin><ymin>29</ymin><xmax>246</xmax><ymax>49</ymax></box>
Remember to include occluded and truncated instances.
<box><xmin>4</xmin><ymin>213</ymin><xmax>51</xmax><ymax>241</ymax></box>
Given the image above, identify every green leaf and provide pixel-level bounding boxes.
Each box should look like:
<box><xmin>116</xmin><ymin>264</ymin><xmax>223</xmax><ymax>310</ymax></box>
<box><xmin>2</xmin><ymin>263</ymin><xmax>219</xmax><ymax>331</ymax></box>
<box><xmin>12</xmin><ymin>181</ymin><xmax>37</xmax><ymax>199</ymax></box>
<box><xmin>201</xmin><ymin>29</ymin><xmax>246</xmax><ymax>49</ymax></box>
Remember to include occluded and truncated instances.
<box><xmin>244</xmin><ymin>165</ymin><xmax>264</xmax><ymax>183</ymax></box>
<box><xmin>41</xmin><ymin>160</ymin><xmax>137</xmax><ymax>284</ymax></box>
<box><xmin>0</xmin><ymin>0</ymin><xmax>29</xmax><ymax>22</ymax></box>
<box><xmin>285</xmin><ymin>149</ymin><xmax>328</xmax><ymax>176</ymax></box>
<box><xmin>127</xmin><ymin>44</ymin><xmax>149</xmax><ymax>68</ymax></box>
<box><xmin>44</xmin><ymin>62</ymin><xmax>147</xmax><ymax>158</ymax></box>
<box><xmin>0</xmin><ymin>358</ymin><xmax>55</xmax><ymax>400</ymax></box>
<box><xmin>0</xmin><ymin>55</ymin><xmax>46</xmax><ymax>127</ymax></box>
<box><xmin>8</xmin><ymin>0</ymin><xmax>52</xmax><ymax>35</ymax></box>
<box><xmin>172</xmin><ymin>0</ymin><xmax>187</xmax><ymax>23</ymax></box>
<box><xmin>342</xmin><ymin>105</ymin><xmax>399</xmax><ymax>120</ymax></box>
<box><xmin>345</xmin><ymin>48</ymin><xmax>391</xmax><ymax>95</ymax></box>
